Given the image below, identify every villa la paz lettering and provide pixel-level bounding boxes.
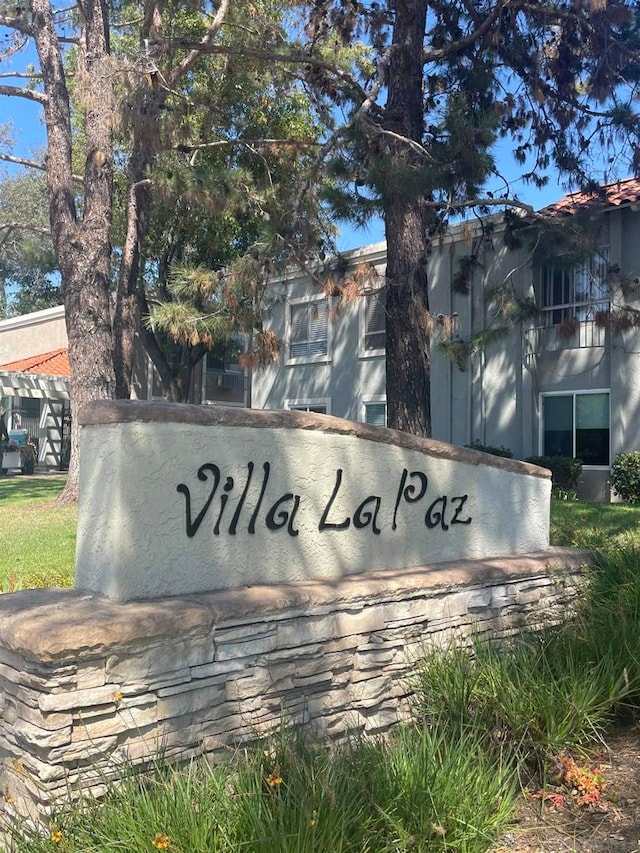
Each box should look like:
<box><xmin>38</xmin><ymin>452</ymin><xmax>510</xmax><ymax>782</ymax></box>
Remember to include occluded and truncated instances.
<box><xmin>177</xmin><ymin>462</ymin><xmax>473</xmax><ymax>539</ymax></box>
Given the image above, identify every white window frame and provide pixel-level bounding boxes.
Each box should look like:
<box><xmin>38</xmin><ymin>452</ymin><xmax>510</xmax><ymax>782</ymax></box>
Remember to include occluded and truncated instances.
<box><xmin>538</xmin><ymin>389</ymin><xmax>611</xmax><ymax>469</ymax></box>
<box><xmin>360</xmin><ymin>394</ymin><xmax>387</xmax><ymax>426</ymax></box>
<box><xmin>358</xmin><ymin>287</ymin><xmax>386</xmax><ymax>358</ymax></box>
<box><xmin>540</xmin><ymin>247</ymin><xmax>610</xmax><ymax>325</ymax></box>
<box><xmin>285</xmin><ymin>397</ymin><xmax>332</xmax><ymax>415</ymax></box>
<box><xmin>286</xmin><ymin>295</ymin><xmax>331</xmax><ymax>365</ymax></box>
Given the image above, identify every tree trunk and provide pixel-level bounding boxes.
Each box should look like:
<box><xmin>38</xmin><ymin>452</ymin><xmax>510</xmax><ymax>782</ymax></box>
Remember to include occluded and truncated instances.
<box><xmin>384</xmin><ymin>203</ymin><xmax>433</xmax><ymax>436</ymax></box>
<box><xmin>32</xmin><ymin>0</ymin><xmax>115</xmax><ymax>502</ymax></box>
<box><xmin>113</xmin><ymin>134</ymin><xmax>155</xmax><ymax>399</ymax></box>
<box><xmin>381</xmin><ymin>0</ymin><xmax>433</xmax><ymax>437</ymax></box>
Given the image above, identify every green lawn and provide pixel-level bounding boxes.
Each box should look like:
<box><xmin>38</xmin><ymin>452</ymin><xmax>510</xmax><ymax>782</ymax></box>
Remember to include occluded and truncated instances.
<box><xmin>0</xmin><ymin>476</ymin><xmax>76</xmax><ymax>591</ymax></box>
<box><xmin>550</xmin><ymin>498</ymin><xmax>640</xmax><ymax>550</ymax></box>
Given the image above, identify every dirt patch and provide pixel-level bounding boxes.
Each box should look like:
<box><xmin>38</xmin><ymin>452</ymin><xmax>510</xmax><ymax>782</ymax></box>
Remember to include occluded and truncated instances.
<box><xmin>494</xmin><ymin>727</ymin><xmax>640</xmax><ymax>853</ymax></box>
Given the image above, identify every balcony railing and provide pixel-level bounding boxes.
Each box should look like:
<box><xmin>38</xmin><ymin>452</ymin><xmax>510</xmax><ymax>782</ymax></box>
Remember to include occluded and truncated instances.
<box><xmin>525</xmin><ymin>320</ymin><xmax>606</xmax><ymax>356</ymax></box>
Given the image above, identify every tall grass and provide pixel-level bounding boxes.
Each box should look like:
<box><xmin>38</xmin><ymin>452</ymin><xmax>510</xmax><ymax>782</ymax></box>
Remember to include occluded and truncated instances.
<box><xmin>413</xmin><ymin>631</ymin><xmax>628</xmax><ymax>773</ymax></box>
<box><xmin>9</xmin><ymin>728</ymin><xmax>518</xmax><ymax>852</ymax></box>
<box><xmin>413</xmin><ymin>546</ymin><xmax>640</xmax><ymax>783</ymax></box>
<box><xmin>14</xmin><ymin>542</ymin><xmax>640</xmax><ymax>853</ymax></box>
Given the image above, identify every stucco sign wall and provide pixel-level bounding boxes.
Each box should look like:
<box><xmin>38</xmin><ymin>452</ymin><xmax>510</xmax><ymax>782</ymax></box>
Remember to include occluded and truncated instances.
<box><xmin>75</xmin><ymin>401</ymin><xmax>551</xmax><ymax>601</ymax></box>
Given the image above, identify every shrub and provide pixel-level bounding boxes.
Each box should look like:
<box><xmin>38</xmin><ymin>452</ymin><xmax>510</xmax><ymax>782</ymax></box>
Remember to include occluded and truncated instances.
<box><xmin>611</xmin><ymin>451</ymin><xmax>640</xmax><ymax>503</ymax></box>
<box><xmin>412</xmin><ymin>632</ymin><xmax>627</xmax><ymax>769</ymax></box>
<box><xmin>465</xmin><ymin>439</ymin><xmax>513</xmax><ymax>459</ymax></box>
<box><xmin>525</xmin><ymin>455</ymin><xmax>583</xmax><ymax>499</ymax></box>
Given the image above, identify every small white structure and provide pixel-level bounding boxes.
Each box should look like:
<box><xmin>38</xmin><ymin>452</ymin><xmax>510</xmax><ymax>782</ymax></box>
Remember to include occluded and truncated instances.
<box><xmin>75</xmin><ymin>400</ymin><xmax>551</xmax><ymax>602</ymax></box>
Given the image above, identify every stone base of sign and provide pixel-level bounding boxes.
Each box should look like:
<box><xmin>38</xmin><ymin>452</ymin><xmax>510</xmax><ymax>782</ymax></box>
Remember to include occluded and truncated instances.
<box><xmin>0</xmin><ymin>548</ymin><xmax>589</xmax><ymax>824</ymax></box>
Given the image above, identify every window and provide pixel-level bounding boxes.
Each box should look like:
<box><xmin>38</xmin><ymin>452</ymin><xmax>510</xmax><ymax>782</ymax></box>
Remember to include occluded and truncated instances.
<box><xmin>288</xmin><ymin>297</ymin><xmax>329</xmax><ymax>361</ymax></box>
<box><xmin>201</xmin><ymin>339</ymin><xmax>247</xmax><ymax>405</ymax></box>
<box><xmin>18</xmin><ymin>398</ymin><xmax>41</xmax><ymax>419</ymax></box>
<box><xmin>363</xmin><ymin>400</ymin><xmax>387</xmax><ymax>427</ymax></box>
<box><xmin>541</xmin><ymin>391</ymin><xmax>610</xmax><ymax>466</ymax></box>
<box><xmin>541</xmin><ymin>248</ymin><xmax>609</xmax><ymax>324</ymax></box>
<box><xmin>286</xmin><ymin>398</ymin><xmax>331</xmax><ymax>415</ymax></box>
<box><xmin>360</xmin><ymin>289</ymin><xmax>386</xmax><ymax>356</ymax></box>
<box><xmin>11</xmin><ymin>397</ymin><xmax>41</xmax><ymax>436</ymax></box>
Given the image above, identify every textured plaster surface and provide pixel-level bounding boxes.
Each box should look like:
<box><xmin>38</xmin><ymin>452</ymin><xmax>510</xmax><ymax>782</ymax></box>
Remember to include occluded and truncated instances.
<box><xmin>76</xmin><ymin>401</ymin><xmax>552</xmax><ymax>601</ymax></box>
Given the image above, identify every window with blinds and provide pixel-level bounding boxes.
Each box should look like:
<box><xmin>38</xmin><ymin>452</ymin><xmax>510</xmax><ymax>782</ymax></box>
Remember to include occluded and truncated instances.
<box><xmin>289</xmin><ymin>299</ymin><xmax>329</xmax><ymax>360</ymax></box>
<box><xmin>286</xmin><ymin>398</ymin><xmax>331</xmax><ymax>415</ymax></box>
<box><xmin>363</xmin><ymin>290</ymin><xmax>386</xmax><ymax>353</ymax></box>
<box><xmin>364</xmin><ymin>401</ymin><xmax>387</xmax><ymax>427</ymax></box>
<box><xmin>289</xmin><ymin>403</ymin><xmax>327</xmax><ymax>414</ymax></box>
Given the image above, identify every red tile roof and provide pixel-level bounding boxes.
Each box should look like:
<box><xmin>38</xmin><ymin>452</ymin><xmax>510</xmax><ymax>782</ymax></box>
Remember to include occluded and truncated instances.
<box><xmin>0</xmin><ymin>348</ymin><xmax>71</xmax><ymax>378</ymax></box>
<box><xmin>541</xmin><ymin>177</ymin><xmax>640</xmax><ymax>217</ymax></box>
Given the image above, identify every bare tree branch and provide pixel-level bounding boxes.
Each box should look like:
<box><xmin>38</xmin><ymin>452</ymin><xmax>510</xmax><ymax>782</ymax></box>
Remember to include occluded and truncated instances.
<box><xmin>422</xmin><ymin>0</ymin><xmax>514</xmax><ymax>63</ymax></box>
<box><xmin>0</xmin><ymin>72</ymin><xmax>43</xmax><ymax>79</ymax></box>
<box><xmin>376</xmin><ymin>128</ymin><xmax>434</xmax><ymax>160</ymax></box>
<box><xmin>0</xmin><ymin>14</ymin><xmax>34</xmax><ymax>36</ymax></box>
<box><xmin>0</xmin><ymin>84</ymin><xmax>47</xmax><ymax>104</ymax></box>
<box><xmin>0</xmin><ymin>221</ymin><xmax>51</xmax><ymax>235</ymax></box>
<box><xmin>429</xmin><ymin>195</ymin><xmax>539</xmax><ymax>217</ymax></box>
<box><xmin>0</xmin><ymin>152</ymin><xmax>46</xmax><ymax>171</ymax></box>
<box><xmin>176</xmin><ymin>137</ymin><xmax>320</xmax><ymax>153</ymax></box>
<box><xmin>291</xmin><ymin>47</ymin><xmax>393</xmax><ymax>229</ymax></box>
<box><xmin>0</xmin><ymin>33</ymin><xmax>29</xmax><ymax>63</ymax></box>
<box><xmin>169</xmin><ymin>0</ymin><xmax>230</xmax><ymax>86</ymax></box>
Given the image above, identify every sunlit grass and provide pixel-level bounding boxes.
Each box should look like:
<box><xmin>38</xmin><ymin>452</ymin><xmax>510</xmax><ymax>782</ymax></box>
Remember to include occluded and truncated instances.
<box><xmin>550</xmin><ymin>498</ymin><xmax>640</xmax><ymax>550</ymax></box>
<box><xmin>0</xmin><ymin>476</ymin><xmax>75</xmax><ymax>590</ymax></box>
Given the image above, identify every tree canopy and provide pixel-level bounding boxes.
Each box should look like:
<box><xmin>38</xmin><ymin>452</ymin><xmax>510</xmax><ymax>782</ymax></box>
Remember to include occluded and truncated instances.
<box><xmin>0</xmin><ymin>167</ymin><xmax>58</xmax><ymax>317</ymax></box>
<box><xmin>1</xmin><ymin>0</ymin><xmax>640</xmax><ymax>499</ymax></box>
<box><xmin>305</xmin><ymin>0</ymin><xmax>640</xmax><ymax>434</ymax></box>
<box><xmin>0</xmin><ymin>0</ymin><xmax>350</xmax><ymax>498</ymax></box>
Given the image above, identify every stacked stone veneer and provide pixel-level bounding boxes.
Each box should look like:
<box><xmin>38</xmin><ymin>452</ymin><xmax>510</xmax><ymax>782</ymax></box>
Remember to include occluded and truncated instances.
<box><xmin>0</xmin><ymin>548</ymin><xmax>589</xmax><ymax>822</ymax></box>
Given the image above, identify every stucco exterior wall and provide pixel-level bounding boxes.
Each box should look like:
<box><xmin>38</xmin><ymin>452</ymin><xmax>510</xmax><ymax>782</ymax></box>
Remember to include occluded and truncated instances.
<box><xmin>0</xmin><ymin>306</ymin><xmax>67</xmax><ymax>364</ymax></box>
<box><xmin>75</xmin><ymin>401</ymin><xmax>551</xmax><ymax>602</ymax></box>
<box><xmin>252</xmin><ymin>204</ymin><xmax>640</xmax><ymax>501</ymax></box>
<box><xmin>252</xmin><ymin>244</ymin><xmax>389</xmax><ymax>420</ymax></box>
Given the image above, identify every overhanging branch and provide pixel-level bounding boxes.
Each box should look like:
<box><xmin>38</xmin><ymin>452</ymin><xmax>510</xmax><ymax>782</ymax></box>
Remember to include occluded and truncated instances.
<box><xmin>169</xmin><ymin>0</ymin><xmax>230</xmax><ymax>86</ymax></box>
<box><xmin>176</xmin><ymin>137</ymin><xmax>320</xmax><ymax>153</ymax></box>
<box><xmin>0</xmin><ymin>221</ymin><xmax>51</xmax><ymax>235</ymax></box>
<box><xmin>0</xmin><ymin>14</ymin><xmax>33</xmax><ymax>35</ymax></box>
<box><xmin>0</xmin><ymin>152</ymin><xmax>83</xmax><ymax>183</ymax></box>
<box><xmin>168</xmin><ymin>41</ymin><xmax>367</xmax><ymax>100</ymax></box>
<box><xmin>0</xmin><ymin>152</ymin><xmax>46</xmax><ymax>171</ymax></box>
<box><xmin>0</xmin><ymin>83</ymin><xmax>47</xmax><ymax>105</ymax></box>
